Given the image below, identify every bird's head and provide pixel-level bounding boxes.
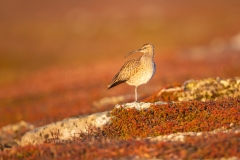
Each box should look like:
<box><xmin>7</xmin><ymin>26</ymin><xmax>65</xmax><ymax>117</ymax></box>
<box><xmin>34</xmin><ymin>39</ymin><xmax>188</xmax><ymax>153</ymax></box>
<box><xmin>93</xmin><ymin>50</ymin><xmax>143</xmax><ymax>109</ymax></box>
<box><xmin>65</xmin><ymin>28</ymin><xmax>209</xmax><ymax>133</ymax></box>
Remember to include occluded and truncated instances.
<box><xmin>125</xmin><ymin>43</ymin><xmax>154</xmax><ymax>58</ymax></box>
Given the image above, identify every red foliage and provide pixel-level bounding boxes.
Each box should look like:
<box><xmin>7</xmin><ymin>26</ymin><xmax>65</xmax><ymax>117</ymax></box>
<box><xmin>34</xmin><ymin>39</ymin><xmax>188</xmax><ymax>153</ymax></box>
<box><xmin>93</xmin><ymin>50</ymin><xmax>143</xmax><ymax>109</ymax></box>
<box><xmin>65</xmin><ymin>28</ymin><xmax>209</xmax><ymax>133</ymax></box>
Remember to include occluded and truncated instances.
<box><xmin>104</xmin><ymin>97</ymin><xmax>240</xmax><ymax>139</ymax></box>
<box><xmin>1</xmin><ymin>131</ymin><xmax>239</xmax><ymax>159</ymax></box>
<box><xmin>0</xmin><ymin>51</ymin><xmax>239</xmax><ymax>128</ymax></box>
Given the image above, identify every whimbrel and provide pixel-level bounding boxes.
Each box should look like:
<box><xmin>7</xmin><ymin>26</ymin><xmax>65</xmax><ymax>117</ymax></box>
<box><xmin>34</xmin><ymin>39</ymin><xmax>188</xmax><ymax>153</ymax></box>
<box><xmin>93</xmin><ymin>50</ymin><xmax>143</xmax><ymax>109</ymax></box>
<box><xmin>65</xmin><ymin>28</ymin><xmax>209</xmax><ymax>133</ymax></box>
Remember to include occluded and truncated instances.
<box><xmin>108</xmin><ymin>43</ymin><xmax>156</xmax><ymax>102</ymax></box>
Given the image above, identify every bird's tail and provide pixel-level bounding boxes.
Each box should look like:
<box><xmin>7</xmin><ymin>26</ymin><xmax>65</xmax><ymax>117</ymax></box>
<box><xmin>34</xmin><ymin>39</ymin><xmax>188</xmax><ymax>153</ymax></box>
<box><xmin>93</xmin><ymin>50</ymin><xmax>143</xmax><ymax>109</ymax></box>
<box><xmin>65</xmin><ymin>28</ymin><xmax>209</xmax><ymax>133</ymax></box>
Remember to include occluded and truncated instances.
<box><xmin>107</xmin><ymin>80</ymin><xmax>126</xmax><ymax>89</ymax></box>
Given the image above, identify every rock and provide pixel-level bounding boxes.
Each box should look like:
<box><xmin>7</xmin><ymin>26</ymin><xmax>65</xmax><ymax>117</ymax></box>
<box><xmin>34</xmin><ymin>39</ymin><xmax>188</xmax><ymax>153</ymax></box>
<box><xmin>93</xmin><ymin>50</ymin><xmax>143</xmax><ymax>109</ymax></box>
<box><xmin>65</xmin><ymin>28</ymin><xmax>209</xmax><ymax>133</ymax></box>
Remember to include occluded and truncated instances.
<box><xmin>157</xmin><ymin>77</ymin><xmax>240</xmax><ymax>102</ymax></box>
<box><xmin>0</xmin><ymin>121</ymin><xmax>34</xmax><ymax>150</ymax></box>
<box><xmin>21</xmin><ymin>102</ymin><xmax>165</xmax><ymax>146</ymax></box>
<box><xmin>21</xmin><ymin>111</ymin><xmax>110</xmax><ymax>146</ymax></box>
<box><xmin>149</xmin><ymin>128</ymin><xmax>240</xmax><ymax>142</ymax></box>
<box><xmin>116</xmin><ymin>101</ymin><xmax>167</xmax><ymax>110</ymax></box>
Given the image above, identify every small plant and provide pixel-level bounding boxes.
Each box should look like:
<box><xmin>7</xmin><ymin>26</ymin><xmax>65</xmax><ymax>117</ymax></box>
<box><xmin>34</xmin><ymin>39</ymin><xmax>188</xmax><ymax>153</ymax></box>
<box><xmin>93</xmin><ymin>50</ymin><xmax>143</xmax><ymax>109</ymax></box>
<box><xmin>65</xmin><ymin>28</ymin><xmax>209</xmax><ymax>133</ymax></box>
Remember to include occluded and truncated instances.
<box><xmin>103</xmin><ymin>97</ymin><xmax>240</xmax><ymax>139</ymax></box>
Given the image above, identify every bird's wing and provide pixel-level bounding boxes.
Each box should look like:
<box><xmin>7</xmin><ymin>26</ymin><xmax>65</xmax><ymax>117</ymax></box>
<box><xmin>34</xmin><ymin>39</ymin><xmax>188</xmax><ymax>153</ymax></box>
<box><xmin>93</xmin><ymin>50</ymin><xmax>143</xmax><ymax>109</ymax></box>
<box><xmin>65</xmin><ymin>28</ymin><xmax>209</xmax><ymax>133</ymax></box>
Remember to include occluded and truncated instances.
<box><xmin>108</xmin><ymin>58</ymin><xmax>140</xmax><ymax>89</ymax></box>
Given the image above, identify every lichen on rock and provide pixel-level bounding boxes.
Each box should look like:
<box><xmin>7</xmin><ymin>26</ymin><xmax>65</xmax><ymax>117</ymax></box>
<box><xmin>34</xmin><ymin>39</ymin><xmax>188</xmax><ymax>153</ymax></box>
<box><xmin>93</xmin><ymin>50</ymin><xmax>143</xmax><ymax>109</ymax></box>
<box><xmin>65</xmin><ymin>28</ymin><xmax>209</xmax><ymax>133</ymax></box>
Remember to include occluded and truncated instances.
<box><xmin>0</xmin><ymin>121</ymin><xmax>34</xmax><ymax>150</ymax></box>
<box><xmin>157</xmin><ymin>77</ymin><xmax>240</xmax><ymax>102</ymax></box>
<box><xmin>21</xmin><ymin>111</ymin><xmax>111</xmax><ymax>146</ymax></box>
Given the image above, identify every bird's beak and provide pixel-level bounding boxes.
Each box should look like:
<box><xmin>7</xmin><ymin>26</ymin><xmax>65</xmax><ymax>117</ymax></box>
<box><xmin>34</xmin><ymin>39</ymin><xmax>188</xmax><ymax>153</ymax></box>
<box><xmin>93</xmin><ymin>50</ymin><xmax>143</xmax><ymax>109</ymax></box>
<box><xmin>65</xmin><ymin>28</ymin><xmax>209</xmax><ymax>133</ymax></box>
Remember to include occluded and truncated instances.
<box><xmin>124</xmin><ymin>48</ymin><xmax>142</xmax><ymax>58</ymax></box>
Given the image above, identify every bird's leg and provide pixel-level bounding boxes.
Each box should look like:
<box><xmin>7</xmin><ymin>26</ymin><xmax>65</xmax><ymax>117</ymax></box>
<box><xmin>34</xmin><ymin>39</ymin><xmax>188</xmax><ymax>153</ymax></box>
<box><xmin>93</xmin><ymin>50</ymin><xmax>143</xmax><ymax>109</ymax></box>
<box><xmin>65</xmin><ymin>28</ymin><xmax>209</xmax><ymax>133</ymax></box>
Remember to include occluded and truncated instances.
<box><xmin>135</xmin><ymin>86</ymin><xmax>138</xmax><ymax>102</ymax></box>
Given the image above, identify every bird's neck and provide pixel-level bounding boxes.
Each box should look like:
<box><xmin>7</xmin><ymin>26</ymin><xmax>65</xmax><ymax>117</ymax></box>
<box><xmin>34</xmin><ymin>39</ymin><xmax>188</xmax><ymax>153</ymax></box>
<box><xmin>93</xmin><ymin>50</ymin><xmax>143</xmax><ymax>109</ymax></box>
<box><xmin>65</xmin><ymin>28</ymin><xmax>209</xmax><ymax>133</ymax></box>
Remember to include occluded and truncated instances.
<box><xmin>140</xmin><ymin>53</ymin><xmax>154</xmax><ymax>62</ymax></box>
<box><xmin>142</xmin><ymin>52</ymin><xmax>154</xmax><ymax>59</ymax></box>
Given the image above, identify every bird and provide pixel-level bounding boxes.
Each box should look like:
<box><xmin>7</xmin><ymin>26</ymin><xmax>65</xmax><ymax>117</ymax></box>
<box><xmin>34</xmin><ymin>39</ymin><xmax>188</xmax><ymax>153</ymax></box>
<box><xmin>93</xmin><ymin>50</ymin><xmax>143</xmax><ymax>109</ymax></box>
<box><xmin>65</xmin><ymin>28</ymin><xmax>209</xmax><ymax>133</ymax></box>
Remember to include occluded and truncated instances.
<box><xmin>107</xmin><ymin>43</ymin><xmax>156</xmax><ymax>102</ymax></box>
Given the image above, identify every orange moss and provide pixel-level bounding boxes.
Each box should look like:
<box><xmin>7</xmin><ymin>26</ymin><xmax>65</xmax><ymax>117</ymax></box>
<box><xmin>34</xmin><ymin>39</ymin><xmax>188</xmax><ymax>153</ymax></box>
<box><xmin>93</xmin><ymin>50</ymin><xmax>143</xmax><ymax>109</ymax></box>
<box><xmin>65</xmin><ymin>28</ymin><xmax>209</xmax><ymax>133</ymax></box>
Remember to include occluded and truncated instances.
<box><xmin>103</xmin><ymin>97</ymin><xmax>240</xmax><ymax>139</ymax></box>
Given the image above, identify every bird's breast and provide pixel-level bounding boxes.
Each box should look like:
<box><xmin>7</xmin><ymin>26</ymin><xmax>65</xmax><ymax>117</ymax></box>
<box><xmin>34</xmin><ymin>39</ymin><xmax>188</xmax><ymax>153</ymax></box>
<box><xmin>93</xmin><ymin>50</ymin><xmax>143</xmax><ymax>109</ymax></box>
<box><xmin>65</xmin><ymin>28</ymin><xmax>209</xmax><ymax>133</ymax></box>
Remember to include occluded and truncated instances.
<box><xmin>126</xmin><ymin>59</ymin><xmax>155</xmax><ymax>86</ymax></box>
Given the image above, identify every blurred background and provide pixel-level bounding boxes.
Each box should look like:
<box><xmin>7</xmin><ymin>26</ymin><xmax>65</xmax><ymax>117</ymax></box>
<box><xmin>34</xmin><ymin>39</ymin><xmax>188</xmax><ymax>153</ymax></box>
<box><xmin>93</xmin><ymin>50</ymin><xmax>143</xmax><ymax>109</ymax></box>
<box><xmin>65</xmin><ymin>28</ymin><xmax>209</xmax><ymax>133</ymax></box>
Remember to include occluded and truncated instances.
<box><xmin>0</xmin><ymin>0</ymin><xmax>240</xmax><ymax>126</ymax></box>
<box><xmin>1</xmin><ymin>0</ymin><xmax>240</xmax><ymax>84</ymax></box>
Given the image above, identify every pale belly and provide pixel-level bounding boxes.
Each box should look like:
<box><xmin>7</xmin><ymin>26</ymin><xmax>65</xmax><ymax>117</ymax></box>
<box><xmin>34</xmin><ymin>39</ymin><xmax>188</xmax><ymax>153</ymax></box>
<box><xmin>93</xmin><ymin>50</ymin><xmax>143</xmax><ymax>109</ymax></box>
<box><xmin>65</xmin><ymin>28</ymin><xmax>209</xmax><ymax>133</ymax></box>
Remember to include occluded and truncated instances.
<box><xmin>126</xmin><ymin>61</ymin><xmax>155</xmax><ymax>87</ymax></box>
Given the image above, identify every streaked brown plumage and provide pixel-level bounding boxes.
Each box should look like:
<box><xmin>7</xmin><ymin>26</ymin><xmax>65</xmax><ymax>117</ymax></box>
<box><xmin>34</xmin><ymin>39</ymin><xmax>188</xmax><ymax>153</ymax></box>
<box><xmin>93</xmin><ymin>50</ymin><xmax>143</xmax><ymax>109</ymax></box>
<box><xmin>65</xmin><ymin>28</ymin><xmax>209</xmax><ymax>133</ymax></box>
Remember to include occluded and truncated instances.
<box><xmin>108</xmin><ymin>43</ymin><xmax>156</xmax><ymax>102</ymax></box>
